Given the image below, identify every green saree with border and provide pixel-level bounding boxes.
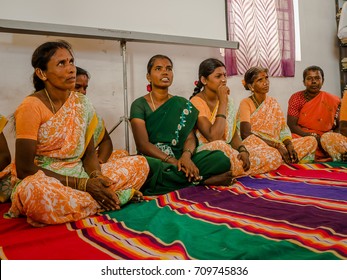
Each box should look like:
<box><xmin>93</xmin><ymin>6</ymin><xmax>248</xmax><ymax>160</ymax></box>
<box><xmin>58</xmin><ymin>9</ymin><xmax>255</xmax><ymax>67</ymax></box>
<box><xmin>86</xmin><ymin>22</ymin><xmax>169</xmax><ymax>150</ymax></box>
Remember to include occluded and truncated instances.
<box><xmin>130</xmin><ymin>96</ymin><xmax>230</xmax><ymax>195</ymax></box>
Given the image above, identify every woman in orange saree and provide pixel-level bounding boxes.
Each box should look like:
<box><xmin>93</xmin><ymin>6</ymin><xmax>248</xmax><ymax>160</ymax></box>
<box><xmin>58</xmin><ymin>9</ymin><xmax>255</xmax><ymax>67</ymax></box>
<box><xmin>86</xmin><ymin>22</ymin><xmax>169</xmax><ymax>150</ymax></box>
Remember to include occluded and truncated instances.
<box><xmin>7</xmin><ymin>41</ymin><xmax>149</xmax><ymax>227</ymax></box>
<box><xmin>238</xmin><ymin>66</ymin><xmax>317</xmax><ymax>166</ymax></box>
<box><xmin>190</xmin><ymin>58</ymin><xmax>276</xmax><ymax>177</ymax></box>
<box><xmin>320</xmin><ymin>91</ymin><xmax>347</xmax><ymax>161</ymax></box>
<box><xmin>287</xmin><ymin>66</ymin><xmax>341</xmax><ymax>161</ymax></box>
<box><xmin>0</xmin><ymin>114</ymin><xmax>15</xmax><ymax>203</ymax></box>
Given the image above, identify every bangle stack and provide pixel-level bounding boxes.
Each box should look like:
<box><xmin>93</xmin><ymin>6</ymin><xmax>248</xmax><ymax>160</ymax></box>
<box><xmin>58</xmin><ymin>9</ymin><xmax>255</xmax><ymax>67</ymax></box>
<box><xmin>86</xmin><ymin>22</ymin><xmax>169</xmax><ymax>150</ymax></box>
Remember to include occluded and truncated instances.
<box><xmin>89</xmin><ymin>170</ymin><xmax>102</xmax><ymax>178</ymax></box>
<box><xmin>163</xmin><ymin>154</ymin><xmax>172</xmax><ymax>162</ymax></box>
<box><xmin>65</xmin><ymin>175</ymin><xmax>88</xmax><ymax>192</ymax></box>
<box><xmin>77</xmin><ymin>178</ymin><xmax>89</xmax><ymax>192</ymax></box>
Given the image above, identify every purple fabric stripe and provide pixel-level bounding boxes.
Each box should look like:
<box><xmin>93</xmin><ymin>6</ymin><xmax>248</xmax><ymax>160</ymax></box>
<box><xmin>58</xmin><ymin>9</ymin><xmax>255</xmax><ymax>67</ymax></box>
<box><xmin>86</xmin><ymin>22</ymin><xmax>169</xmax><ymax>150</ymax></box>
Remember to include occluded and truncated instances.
<box><xmin>238</xmin><ymin>177</ymin><xmax>347</xmax><ymax>201</ymax></box>
<box><xmin>177</xmin><ymin>186</ymin><xmax>347</xmax><ymax>235</ymax></box>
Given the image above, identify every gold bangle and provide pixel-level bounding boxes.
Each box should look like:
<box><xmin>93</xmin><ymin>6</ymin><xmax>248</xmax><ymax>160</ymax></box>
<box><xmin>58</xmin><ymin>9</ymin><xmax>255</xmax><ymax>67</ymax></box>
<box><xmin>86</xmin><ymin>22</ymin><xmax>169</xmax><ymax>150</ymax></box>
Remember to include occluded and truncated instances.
<box><xmin>163</xmin><ymin>155</ymin><xmax>172</xmax><ymax>162</ymax></box>
<box><xmin>89</xmin><ymin>170</ymin><xmax>102</xmax><ymax>178</ymax></box>
<box><xmin>84</xmin><ymin>178</ymin><xmax>89</xmax><ymax>192</ymax></box>
<box><xmin>216</xmin><ymin>114</ymin><xmax>226</xmax><ymax>119</ymax></box>
<box><xmin>77</xmin><ymin>178</ymin><xmax>88</xmax><ymax>192</ymax></box>
<box><xmin>183</xmin><ymin>149</ymin><xmax>193</xmax><ymax>156</ymax></box>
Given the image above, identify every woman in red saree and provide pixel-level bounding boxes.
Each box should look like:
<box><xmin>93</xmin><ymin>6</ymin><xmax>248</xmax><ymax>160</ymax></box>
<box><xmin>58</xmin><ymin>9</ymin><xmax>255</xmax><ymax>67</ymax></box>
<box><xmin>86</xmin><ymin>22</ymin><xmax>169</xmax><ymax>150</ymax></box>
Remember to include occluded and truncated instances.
<box><xmin>287</xmin><ymin>66</ymin><xmax>341</xmax><ymax>161</ymax></box>
<box><xmin>7</xmin><ymin>41</ymin><xmax>149</xmax><ymax>227</ymax></box>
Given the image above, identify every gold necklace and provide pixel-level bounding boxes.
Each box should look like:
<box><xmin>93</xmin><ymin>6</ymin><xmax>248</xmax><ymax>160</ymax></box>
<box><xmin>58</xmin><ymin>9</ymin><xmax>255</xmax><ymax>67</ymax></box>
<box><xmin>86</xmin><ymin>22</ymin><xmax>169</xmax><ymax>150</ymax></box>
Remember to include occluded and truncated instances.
<box><xmin>149</xmin><ymin>91</ymin><xmax>156</xmax><ymax>111</ymax></box>
<box><xmin>44</xmin><ymin>88</ymin><xmax>56</xmax><ymax>114</ymax></box>
<box><xmin>251</xmin><ymin>94</ymin><xmax>260</xmax><ymax>108</ymax></box>
<box><xmin>149</xmin><ymin>92</ymin><xmax>170</xmax><ymax>111</ymax></box>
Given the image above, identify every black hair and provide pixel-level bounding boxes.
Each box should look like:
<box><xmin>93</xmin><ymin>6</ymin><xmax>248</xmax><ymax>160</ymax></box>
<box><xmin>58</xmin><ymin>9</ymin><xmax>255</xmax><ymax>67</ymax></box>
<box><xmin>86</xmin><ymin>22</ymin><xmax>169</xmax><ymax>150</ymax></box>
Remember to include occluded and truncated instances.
<box><xmin>191</xmin><ymin>58</ymin><xmax>226</xmax><ymax>98</ymax></box>
<box><xmin>76</xmin><ymin>66</ymin><xmax>90</xmax><ymax>79</ymax></box>
<box><xmin>303</xmin><ymin>65</ymin><xmax>324</xmax><ymax>81</ymax></box>
<box><xmin>243</xmin><ymin>66</ymin><xmax>268</xmax><ymax>91</ymax></box>
<box><xmin>31</xmin><ymin>40</ymin><xmax>74</xmax><ymax>91</ymax></box>
<box><xmin>147</xmin><ymin>54</ymin><xmax>173</xmax><ymax>74</ymax></box>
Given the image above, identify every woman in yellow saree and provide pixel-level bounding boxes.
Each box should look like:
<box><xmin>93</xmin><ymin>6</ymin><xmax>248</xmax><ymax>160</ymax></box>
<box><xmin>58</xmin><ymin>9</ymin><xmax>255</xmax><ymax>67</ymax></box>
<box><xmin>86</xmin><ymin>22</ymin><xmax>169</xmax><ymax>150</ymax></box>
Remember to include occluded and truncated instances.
<box><xmin>7</xmin><ymin>41</ymin><xmax>149</xmax><ymax>227</ymax></box>
<box><xmin>238</xmin><ymin>66</ymin><xmax>317</xmax><ymax>166</ymax></box>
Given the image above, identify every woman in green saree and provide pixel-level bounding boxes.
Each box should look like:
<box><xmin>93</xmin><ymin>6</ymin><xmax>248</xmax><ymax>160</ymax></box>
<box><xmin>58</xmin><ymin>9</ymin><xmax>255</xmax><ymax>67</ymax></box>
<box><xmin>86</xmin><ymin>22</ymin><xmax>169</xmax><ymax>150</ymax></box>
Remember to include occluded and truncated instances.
<box><xmin>130</xmin><ymin>55</ymin><xmax>232</xmax><ymax>195</ymax></box>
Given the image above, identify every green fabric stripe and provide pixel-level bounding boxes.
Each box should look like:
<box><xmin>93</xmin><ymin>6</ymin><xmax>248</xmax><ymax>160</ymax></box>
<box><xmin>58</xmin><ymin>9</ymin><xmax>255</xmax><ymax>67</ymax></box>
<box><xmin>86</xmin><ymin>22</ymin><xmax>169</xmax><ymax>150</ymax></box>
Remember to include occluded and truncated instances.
<box><xmin>108</xmin><ymin>201</ymin><xmax>340</xmax><ymax>260</ymax></box>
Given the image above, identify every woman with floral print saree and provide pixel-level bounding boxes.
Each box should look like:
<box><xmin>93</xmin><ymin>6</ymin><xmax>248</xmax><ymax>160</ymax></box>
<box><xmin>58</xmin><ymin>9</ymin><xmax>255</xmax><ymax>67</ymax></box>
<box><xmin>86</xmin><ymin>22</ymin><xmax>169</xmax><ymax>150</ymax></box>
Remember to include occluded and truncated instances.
<box><xmin>190</xmin><ymin>58</ymin><xmax>277</xmax><ymax>177</ymax></box>
<box><xmin>0</xmin><ymin>114</ymin><xmax>15</xmax><ymax>203</ymax></box>
<box><xmin>130</xmin><ymin>55</ymin><xmax>232</xmax><ymax>195</ymax></box>
<box><xmin>7</xmin><ymin>41</ymin><xmax>149</xmax><ymax>227</ymax></box>
<box><xmin>238</xmin><ymin>66</ymin><xmax>317</xmax><ymax>166</ymax></box>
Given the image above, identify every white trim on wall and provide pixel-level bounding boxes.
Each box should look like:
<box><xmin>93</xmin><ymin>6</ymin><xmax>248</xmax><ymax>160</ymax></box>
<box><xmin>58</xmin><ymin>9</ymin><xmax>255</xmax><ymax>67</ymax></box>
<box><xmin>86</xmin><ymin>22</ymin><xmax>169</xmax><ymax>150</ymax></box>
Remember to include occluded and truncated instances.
<box><xmin>293</xmin><ymin>0</ymin><xmax>301</xmax><ymax>61</ymax></box>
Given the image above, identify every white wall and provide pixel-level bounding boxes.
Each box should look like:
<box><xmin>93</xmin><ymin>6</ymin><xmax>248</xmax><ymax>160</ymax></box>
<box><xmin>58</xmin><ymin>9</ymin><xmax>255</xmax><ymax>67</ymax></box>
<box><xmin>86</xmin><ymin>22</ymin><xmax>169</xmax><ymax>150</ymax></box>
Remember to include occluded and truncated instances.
<box><xmin>0</xmin><ymin>0</ymin><xmax>340</xmax><ymax>156</ymax></box>
<box><xmin>0</xmin><ymin>0</ymin><xmax>227</xmax><ymax>40</ymax></box>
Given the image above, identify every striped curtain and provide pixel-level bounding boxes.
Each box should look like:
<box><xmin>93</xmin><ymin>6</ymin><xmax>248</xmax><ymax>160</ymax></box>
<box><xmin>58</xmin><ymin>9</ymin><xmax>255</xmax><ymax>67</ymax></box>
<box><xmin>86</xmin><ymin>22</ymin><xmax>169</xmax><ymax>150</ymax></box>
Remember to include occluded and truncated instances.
<box><xmin>225</xmin><ymin>0</ymin><xmax>295</xmax><ymax>77</ymax></box>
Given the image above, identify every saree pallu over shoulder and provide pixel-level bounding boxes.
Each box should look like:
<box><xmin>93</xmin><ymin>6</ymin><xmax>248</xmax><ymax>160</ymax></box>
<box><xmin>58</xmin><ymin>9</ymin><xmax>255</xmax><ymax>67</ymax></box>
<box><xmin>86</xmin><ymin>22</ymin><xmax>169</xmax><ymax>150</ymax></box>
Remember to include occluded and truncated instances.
<box><xmin>8</xmin><ymin>92</ymin><xmax>149</xmax><ymax>225</ymax></box>
<box><xmin>141</xmin><ymin>96</ymin><xmax>230</xmax><ymax>195</ymax></box>
<box><xmin>297</xmin><ymin>91</ymin><xmax>340</xmax><ymax>134</ymax></box>
<box><xmin>146</xmin><ymin>96</ymin><xmax>198</xmax><ymax>158</ymax></box>
<box><xmin>93</xmin><ymin>114</ymin><xmax>106</xmax><ymax>148</ymax></box>
<box><xmin>35</xmin><ymin>92</ymin><xmax>98</xmax><ymax>176</ymax></box>
<box><xmin>0</xmin><ymin>114</ymin><xmax>7</xmax><ymax>134</ymax></box>
<box><xmin>193</xmin><ymin>97</ymin><xmax>236</xmax><ymax>146</ymax></box>
<box><xmin>249</xmin><ymin>96</ymin><xmax>291</xmax><ymax>143</ymax></box>
<box><xmin>0</xmin><ymin>114</ymin><xmax>17</xmax><ymax>203</ymax></box>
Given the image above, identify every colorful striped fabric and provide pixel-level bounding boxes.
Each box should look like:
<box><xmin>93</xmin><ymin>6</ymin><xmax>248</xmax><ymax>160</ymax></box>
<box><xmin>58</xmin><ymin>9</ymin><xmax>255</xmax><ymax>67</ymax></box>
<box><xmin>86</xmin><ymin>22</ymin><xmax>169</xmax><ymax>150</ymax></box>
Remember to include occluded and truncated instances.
<box><xmin>1</xmin><ymin>162</ymin><xmax>346</xmax><ymax>259</ymax></box>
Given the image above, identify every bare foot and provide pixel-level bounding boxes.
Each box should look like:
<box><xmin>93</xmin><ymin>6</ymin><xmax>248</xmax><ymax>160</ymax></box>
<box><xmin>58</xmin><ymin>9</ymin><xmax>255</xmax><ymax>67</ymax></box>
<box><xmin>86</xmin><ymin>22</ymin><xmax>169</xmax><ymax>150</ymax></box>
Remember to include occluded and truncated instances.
<box><xmin>203</xmin><ymin>171</ymin><xmax>236</xmax><ymax>186</ymax></box>
<box><xmin>131</xmin><ymin>190</ymin><xmax>144</xmax><ymax>203</ymax></box>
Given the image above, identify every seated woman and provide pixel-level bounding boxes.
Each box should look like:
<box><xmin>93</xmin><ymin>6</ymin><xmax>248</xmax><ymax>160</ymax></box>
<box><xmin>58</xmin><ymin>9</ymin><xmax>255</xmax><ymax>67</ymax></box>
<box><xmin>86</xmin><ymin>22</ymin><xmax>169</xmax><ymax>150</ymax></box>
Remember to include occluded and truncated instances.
<box><xmin>238</xmin><ymin>66</ymin><xmax>317</xmax><ymax>165</ymax></box>
<box><xmin>190</xmin><ymin>58</ymin><xmax>278</xmax><ymax>176</ymax></box>
<box><xmin>0</xmin><ymin>114</ymin><xmax>14</xmax><ymax>202</ymax></box>
<box><xmin>7</xmin><ymin>40</ymin><xmax>149</xmax><ymax>227</ymax></box>
<box><xmin>75</xmin><ymin>66</ymin><xmax>128</xmax><ymax>163</ymax></box>
<box><xmin>320</xmin><ymin>91</ymin><xmax>347</xmax><ymax>161</ymax></box>
<box><xmin>130</xmin><ymin>54</ymin><xmax>232</xmax><ymax>195</ymax></box>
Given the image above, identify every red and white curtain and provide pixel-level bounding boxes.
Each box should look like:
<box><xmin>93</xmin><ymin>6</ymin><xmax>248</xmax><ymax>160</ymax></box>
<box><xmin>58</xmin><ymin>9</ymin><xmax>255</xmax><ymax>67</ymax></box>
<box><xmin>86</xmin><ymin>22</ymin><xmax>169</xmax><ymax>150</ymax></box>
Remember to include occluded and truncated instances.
<box><xmin>224</xmin><ymin>0</ymin><xmax>295</xmax><ymax>77</ymax></box>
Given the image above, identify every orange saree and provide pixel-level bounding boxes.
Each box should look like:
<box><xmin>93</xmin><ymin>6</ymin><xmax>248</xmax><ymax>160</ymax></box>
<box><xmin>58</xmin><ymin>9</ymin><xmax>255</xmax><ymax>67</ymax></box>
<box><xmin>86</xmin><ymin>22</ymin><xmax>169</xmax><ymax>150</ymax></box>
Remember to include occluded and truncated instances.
<box><xmin>238</xmin><ymin>96</ymin><xmax>317</xmax><ymax>166</ymax></box>
<box><xmin>290</xmin><ymin>91</ymin><xmax>340</xmax><ymax>160</ymax></box>
<box><xmin>0</xmin><ymin>114</ymin><xmax>16</xmax><ymax>203</ymax></box>
<box><xmin>191</xmin><ymin>96</ymin><xmax>280</xmax><ymax>176</ymax></box>
<box><xmin>8</xmin><ymin>93</ymin><xmax>148</xmax><ymax>227</ymax></box>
